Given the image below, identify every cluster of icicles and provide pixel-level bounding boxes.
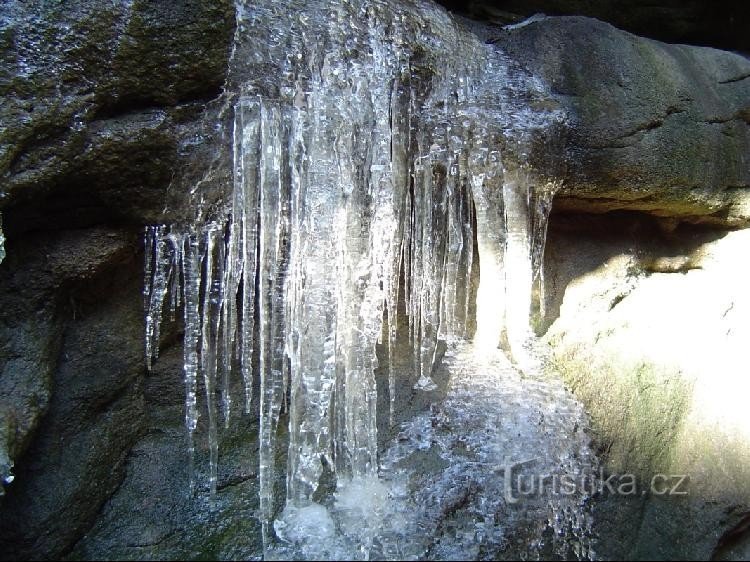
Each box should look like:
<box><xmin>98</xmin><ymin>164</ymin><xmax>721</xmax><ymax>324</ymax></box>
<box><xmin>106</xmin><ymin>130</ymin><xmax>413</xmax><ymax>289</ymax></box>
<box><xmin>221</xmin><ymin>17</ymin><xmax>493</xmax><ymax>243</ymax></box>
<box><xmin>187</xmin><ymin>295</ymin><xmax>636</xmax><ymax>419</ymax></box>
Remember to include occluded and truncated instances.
<box><xmin>143</xmin><ymin>0</ymin><xmax>561</xmax><ymax>549</ymax></box>
<box><xmin>143</xmin><ymin>102</ymin><xmax>556</xmax><ymax>537</ymax></box>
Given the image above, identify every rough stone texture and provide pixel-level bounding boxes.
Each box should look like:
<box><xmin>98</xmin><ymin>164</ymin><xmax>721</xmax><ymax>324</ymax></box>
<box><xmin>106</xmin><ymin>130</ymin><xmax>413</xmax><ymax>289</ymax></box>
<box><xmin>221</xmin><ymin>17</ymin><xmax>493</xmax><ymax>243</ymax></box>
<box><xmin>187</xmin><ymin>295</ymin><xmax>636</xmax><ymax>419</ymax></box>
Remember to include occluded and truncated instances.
<box><xmin>496</xmin><ymin>16</ymin><xmax>750</xmax><ymax>226</ymax></box>
<box><xmin>66</xmin><ymin>344</ymin><xmax>263</xmax><ymax>561</ymax></box>
<box><xmin>0</xmin><ymin>229</ymin><xmax>136</xmax><ymax>489</ymax></box>
<box><xmin>542</xmin><ymin>210</ymin><xmax>750</xmax><ymax>559</ymax></box>
<box><xmin>0</xmin><ymin>0</ymin><xmax>235</xmax><ymax>559</ymax></box>
<box><xmin>0</xmin><ymin>0</ymin><xmax>235</xmax><ymax>230</ymax></box>
<box><xmin>0</xmin><ymin>229</ymin><xmax>146</xmax><ymax>558</ymax></box>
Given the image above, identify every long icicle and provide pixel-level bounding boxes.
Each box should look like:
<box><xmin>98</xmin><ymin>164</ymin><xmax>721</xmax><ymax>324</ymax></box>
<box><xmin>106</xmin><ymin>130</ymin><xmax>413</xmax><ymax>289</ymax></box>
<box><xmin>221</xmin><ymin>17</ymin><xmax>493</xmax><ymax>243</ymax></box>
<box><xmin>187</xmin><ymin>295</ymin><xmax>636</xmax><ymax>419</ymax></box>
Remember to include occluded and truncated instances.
<box><xmin>182</xmin><ymin>230</ymin><xmax>201</xmax><ymax>495</ymax></box>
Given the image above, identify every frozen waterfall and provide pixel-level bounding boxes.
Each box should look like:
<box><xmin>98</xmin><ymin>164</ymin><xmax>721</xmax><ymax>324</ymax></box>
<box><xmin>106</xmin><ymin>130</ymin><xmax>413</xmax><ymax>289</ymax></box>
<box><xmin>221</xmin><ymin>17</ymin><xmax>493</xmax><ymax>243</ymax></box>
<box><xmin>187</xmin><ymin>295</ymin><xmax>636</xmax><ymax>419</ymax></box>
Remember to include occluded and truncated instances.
<box><xmin>143</xmin><ymin>0</ymin><xmax>583</xmax><ymax>558</ymax></box>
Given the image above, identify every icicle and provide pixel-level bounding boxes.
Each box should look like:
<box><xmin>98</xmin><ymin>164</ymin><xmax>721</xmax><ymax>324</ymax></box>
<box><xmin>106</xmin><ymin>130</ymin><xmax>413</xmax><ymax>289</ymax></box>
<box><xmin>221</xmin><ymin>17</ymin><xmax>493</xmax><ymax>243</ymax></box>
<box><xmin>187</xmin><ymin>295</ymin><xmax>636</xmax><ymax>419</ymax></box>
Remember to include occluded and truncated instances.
<box><xmin>200</xmin><ymin>223</ymin><xmax>224</xmax><ymax>495</ymax></box>
<box><xmin>181</xmin><ymin>230</ymin><xmax>201</xmax><ymax>494</ymax></box>
<box><xmin>285</xmin><ymin>74</ymin><xmax>338</xmax><ymax>504</ymax></box>
<box><xmin>530</xmin><ymin>181</ymin><xmax>558</xmax><ymax>323</ymax></box>
<box><xmin>502</xmin><ymin>170</ymin><xmax>533</xmax><ymax>365</ymax></box>
<box><xmin>387</xmin><ymin>65</ymin><xmax>411</xmax><ymax>424</ymax></box>
<box><xmin>145</xmin><ymin>225</ymin><xmax>171</xmax><ymax>371</ymax></box>
<box><xmin>336</xmin><ymin>36</ymin><xmax>394</xmax><ymax>482</ymax></box>
<box><xmin>472</xmin><ymin>151</ymin><xmax>506</xmax><ymax>353</ymax></box>
<box><xmin>257</xmin><ymin>100</ymin><xmax>289</xmax><ymax>542</ymax></box>
<box><xmin>144</xmin><ymin>226</ymin><xmax>155</xmax><ymax>316</ymax></box>
<box><xmin>462</xmin><ymin>180</ymin><xmax>476</xmax><ymax>339</ymax></box>
<box><xmin>221</xmin><ymin>221</ymin><xmax>237</xmax><ymax>428</ymax></box>
<box><xmin>0</xmin><ymin>212</ymin><xmax>5</xmax><ymax>264</ymax></box>
<box><xmin>236</xmin><ymin>97</ymin><xmax>262</xmax><ymax>416</ymax></box>
<box><xmin>167</xmin><ymin>230</ymin><xmax>183</xmax><ymax>323</ymax></box>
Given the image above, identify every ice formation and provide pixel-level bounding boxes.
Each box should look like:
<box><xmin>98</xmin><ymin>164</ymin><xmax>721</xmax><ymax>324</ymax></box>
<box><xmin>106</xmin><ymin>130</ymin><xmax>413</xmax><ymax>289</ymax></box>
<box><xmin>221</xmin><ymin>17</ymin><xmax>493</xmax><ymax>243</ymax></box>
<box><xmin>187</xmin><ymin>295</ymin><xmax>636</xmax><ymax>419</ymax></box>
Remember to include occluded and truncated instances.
<box><xmin>0</xmin><ymin>212</ymin><xmax>5</xmax><ymax>265</ymax></box>
<box><xmin>143</xmin><ymin>0</ymin><xmax>582</xmax><ymax>557</ymax></box>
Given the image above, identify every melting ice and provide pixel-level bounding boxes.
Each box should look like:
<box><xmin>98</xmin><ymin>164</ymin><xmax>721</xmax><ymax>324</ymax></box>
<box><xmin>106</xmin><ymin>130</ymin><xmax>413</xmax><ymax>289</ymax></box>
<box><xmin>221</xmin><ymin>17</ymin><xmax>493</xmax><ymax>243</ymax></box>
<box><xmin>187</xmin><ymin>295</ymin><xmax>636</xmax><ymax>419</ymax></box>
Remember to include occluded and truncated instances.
<box><xmin>143</xmin><ymin>0</ymin><xmax>595</xmax><ymax>559</ymax></box>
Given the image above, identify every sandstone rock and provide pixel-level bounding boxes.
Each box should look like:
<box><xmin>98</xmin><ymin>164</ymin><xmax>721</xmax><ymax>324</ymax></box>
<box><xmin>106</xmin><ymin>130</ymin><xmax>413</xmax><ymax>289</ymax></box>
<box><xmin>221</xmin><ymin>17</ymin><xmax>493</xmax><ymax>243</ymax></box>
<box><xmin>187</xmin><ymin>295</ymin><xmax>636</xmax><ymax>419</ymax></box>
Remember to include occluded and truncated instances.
<box><xmin>543</xmin><ymin>212</ymin><xmax>750</xmax><ymax>558</ymax></box>
<box><xmin>0</xmin><ymin>0</ymin><xmax>235</xmax><ymax>229</ymax></box>
<box><xmin>67</xmin><ymin>345</ymin><xmax>263</xmax><ymax>561</ymax></box>
<box><xmin>0</xmin><ymin>230</ymin><xmax>146</xmax><ymax>559</ymax></box>
<box><xmin>496</xmin><ymin>16</ymin><xmax>750</xmax><ymax>226</ymax></box>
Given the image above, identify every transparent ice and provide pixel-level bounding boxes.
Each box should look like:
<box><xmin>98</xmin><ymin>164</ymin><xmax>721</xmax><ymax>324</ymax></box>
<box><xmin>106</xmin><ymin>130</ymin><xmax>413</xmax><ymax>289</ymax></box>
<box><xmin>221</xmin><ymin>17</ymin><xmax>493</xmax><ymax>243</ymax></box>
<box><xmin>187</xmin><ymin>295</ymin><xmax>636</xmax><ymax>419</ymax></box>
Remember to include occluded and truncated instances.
<box><xmin>0</xmin><ymin>212</ymin><xmax>5</xmax><ymax>265</ymax></box>
<box><xmin>143</xmin><ymin>0</ymin><xmax>596</xmax><ymax>559</ymax></box>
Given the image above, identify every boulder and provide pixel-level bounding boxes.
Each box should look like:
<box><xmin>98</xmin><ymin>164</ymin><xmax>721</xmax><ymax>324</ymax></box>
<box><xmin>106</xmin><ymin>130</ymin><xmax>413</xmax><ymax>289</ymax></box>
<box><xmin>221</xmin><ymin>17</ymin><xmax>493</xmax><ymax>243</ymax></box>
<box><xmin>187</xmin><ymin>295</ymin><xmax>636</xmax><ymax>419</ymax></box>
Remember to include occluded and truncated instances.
<box><xmin>497</xmin><ymin>16</ymin><xmax>750</xmax><ymax>226</ymax></box>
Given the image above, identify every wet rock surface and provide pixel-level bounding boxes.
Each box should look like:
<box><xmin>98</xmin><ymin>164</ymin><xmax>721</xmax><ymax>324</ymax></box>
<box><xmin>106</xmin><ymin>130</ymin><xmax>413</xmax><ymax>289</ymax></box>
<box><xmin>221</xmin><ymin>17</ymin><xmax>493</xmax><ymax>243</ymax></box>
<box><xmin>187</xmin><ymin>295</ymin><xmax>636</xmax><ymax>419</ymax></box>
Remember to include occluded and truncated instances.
<box><xmin>67</xmin><ymin>345</ymin><xmax>263</xmax><ymax>561</ymax></box>
<box><xmin>0</xmin><ymin>0</ymin><xmax>235</xmax><ymax>558</ymax></box>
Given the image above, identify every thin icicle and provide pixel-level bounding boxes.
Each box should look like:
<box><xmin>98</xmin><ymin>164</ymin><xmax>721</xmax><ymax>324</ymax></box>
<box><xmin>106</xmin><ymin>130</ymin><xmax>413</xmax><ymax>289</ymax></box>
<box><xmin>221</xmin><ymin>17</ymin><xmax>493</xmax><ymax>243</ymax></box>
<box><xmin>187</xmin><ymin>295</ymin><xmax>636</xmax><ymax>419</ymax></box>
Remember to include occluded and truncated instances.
<box><xmin>144</xmin><ymin>226</ymin><xmax>155</xmax><ymax>316</ymax></box>
<box><xmin>221</xmin><ymin>221</ymin><xmax>238</xmax><ymax>428</ymax></box>
<box><xmin>167</xmin><ymin>230</ymin><xmax>183</xmax><ymax>322</ymax></box>
<box><xmin>145</xmin><ymin>225</ymin><xmax>170</xmax><ymax>371</ymax></box>
<box><xmin>530</xmin><ymin>181</ymin><xmax>558</xmax><ymax>323</ymax></box>
<box><xmin>181</xmin><ymin>230</ymin><xmax>201</xmax><ymax>495</ymax></box>
<box><xmin>200</xmin><ymin>223</ymin><xmax>224</xmax><ymax>495</ymax></box>
<box><xmin>237</xmin><ymin>97</ymin><xmax>262</xmax><ymax>415</ymax></box>
<box><xmin>0</xmin><ymin>212</ymin><xmax>5</xmax><ymax>265</ymax></box>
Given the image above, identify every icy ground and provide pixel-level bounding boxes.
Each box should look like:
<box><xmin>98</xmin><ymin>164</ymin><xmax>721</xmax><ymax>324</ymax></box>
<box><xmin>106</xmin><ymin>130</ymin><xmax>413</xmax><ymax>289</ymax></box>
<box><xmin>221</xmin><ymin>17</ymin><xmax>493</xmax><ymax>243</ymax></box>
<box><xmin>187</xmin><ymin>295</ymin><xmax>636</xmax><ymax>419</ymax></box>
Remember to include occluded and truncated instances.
<box><xmin>269</xmin><ymin>340</ymin><xmax>599</xmax><ymax>561</ymax></box>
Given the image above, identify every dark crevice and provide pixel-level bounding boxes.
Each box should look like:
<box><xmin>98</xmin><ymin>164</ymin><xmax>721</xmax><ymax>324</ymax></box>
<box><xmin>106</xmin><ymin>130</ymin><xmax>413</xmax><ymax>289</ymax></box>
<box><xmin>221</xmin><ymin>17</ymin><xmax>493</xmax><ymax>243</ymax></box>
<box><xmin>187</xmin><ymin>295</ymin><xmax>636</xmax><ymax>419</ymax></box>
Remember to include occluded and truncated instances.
<box><xmin>91</xmin><ymin>89</ymin><xmax>223</xmax><ymax>122</ymax></box>
<box><xmin>435</xmin><ymin>0</ymin><xmax>750</xmax><ymax>53</ymax></box>
<box><xmin>718</xmin><ymin>72</ymin><xmax>750</xmax><ymax>85</ymax></box>
<box><xmin>607</xmin><ymin>293</ymin><xmax>627</xmax><ymax>311</ymax></box>
<box><xmin>701</xmin><ymin>110</ymin><xmax>750</xmax><ymax>125</ymax></box>
<box><xmin>712</xmin><ymin>512</ymin><xmax>750</xmax><ymax>560</ymax></box>
<box><xmin>586</xmin><ymin>107</ymin><xmax>686</xmax><ymax>149</ymax></box>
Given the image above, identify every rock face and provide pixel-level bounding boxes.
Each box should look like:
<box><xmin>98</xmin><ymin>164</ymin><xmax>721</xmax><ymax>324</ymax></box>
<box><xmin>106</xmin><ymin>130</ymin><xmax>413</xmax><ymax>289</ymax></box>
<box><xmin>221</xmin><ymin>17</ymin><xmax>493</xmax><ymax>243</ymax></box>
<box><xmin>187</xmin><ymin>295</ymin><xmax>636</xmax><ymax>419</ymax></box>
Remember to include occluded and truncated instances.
<box><xmin>0</xmin><ymin>230</ymin><xmax>145</xmax><ymax>558</ymax></box>
<box><xmin>0</xmin><ymin>0</ymin><xmax>235</xmax><ymax>230</ymax></box>
<box><xmin>505</xmin><ymin>19</ymin><xmax>750</xmax><ymax>559</ymax></box>
<box><xmin>0</xmin><ymin>1</ymin><xmax>748</xmax><ymax>560</ymax></box>
<box><xmin>497</xmin><ymin>16</ymin><xmax>750</xmax><ymax>226</ymax></box>
<box><xmin>67</xmin><ymin>344</ymin><xmax>263</xmax><ymax>561</ymax></box>
<box><xmin>0</xmin><ymin>0</ymin><xmax>235</xmax><ymax>559</ymax></box>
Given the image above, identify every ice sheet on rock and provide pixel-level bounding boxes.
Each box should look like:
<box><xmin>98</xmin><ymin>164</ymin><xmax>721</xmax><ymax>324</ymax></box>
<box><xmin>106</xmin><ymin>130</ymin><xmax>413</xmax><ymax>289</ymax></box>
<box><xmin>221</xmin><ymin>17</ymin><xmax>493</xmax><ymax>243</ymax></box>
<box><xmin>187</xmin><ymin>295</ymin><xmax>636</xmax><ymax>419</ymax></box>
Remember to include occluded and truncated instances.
<box><xmin>379</xmin><ymin>341</ymin><xmax>599</xmax><ymax>560</ymax></box>
<box><xmin>270</xmin><ymin>475</ymin><xmax>405</xmax><ymax>561</ymax></box>
<box><xmin>269</xmin><ymin>341</ymin><xmax>599</xmax><ymax>561</ymax></box>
